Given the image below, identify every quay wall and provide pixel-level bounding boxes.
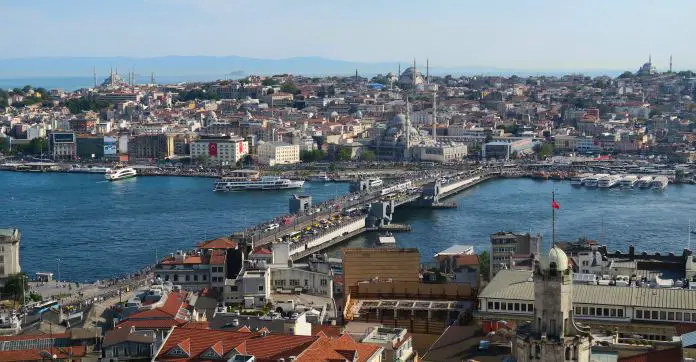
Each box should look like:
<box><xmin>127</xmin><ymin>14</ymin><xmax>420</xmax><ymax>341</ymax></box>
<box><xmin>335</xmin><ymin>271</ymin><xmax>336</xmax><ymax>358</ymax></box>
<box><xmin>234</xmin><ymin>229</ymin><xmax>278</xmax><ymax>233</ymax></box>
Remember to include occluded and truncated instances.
<box><xmin>289</xmin><ymin>217</ymin><xmax>366</xmax><ymax>257</ymax></box>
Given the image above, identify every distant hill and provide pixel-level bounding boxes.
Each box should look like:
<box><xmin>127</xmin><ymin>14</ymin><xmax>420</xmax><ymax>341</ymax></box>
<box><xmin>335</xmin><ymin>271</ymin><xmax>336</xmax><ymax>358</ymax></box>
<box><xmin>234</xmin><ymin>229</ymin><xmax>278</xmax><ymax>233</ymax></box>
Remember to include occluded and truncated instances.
<box><xmin>0</xmin><ymin>55</ymin><xmax>622</xmax><ymax>78</ymax></box>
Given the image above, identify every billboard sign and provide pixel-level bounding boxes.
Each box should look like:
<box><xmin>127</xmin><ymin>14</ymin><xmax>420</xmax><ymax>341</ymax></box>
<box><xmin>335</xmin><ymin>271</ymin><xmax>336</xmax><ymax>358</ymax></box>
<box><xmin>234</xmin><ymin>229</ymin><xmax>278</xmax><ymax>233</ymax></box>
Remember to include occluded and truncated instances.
<box><xmin>104</xmin><ymin>136</ymin><xmax>117</xmax><ymax>155</ymax></box>
<box><xmin>53</xmin><ymin>133</ymin><xmax>75</xmax><ymax>143</ymax></box>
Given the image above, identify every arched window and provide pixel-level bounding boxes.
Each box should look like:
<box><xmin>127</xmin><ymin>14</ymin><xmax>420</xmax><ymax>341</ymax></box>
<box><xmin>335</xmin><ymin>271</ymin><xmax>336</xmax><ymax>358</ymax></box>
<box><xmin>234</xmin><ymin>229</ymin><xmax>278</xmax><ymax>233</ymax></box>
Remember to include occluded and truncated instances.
<box><xmin>173</xmin><ymin>274</ymin><xmax>179</xmax><ymax>282</ymax></box>
<box><xmin>565</xmin><ymin>346</ymin><xmax>571</xmax><ymax>360</ymax></box>
<box><xmin>549</xmin><ymin>262</ymin><xmax>558</xmax><ymax>276</ymax></box>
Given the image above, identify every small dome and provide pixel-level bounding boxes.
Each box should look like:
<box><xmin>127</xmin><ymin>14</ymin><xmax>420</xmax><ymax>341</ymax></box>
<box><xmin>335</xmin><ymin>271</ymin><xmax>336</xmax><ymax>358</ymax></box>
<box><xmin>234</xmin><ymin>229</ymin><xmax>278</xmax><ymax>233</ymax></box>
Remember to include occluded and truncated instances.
<box><xmin>355</xmin><ymin>110</ymin><xmax>363</xmax><ymax>118</ymax></box>
<box><xmin>330</xmin><ymin>111</ymin><xmax>339</xmax><ymax>119</ymax></box>
<box><xmin>547</xmin><ymin>245</ymin><xmax>569</xmax><ymax>271</ymax></box>
<box><xmin>390</xmin><ymin>114</ymin><xmax>406</xmax><ymax>127</ymax></box>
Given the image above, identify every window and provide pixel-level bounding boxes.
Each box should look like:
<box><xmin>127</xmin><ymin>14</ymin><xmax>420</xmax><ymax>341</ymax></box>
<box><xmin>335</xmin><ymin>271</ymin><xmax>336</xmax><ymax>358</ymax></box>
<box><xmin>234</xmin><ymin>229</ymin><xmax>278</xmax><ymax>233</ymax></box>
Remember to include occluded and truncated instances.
<box><xmin>611</xmin><ymin>309</ymin><xmax>616</xmax><ymax>317</ymax></box>
<box><xmin>603</xmin><ymin>308</ymin><xmax>609</xmax><ymax>317</ymax></box>
<box><xmin>652</xmin><ymin>311</ymin><xmax>658</xmax><ymax>320</ymax></box>
<box><xmin>522</xmin><ymin>304</ymin><xmax>527</xmax><ymax>312</ymax></box>
<box><xmin>514</xmin><ymin>303</ymin><xmax>520</xmax><ymax>311</ymax></box>
<box><xmin>660</xmin><ymin>311</ymin><xmax>666</xmax><ymax>320</ymax></box>
<box><xmin>488</xmin><ymin>302</ymin><xmax>494</xmax><ymax>310</ymax></box>
<box><xmin>686</xmin><ymin>313</ymin><xmax>691</xmax><ymax>322</ymax></box>
<box><xmin>528</xmin><ymin>304</ymin><xmax>534</xmax><ymax>312</ymax></box>
<box><xmin>193</xmin><ymin>275</ymin><xmax>198</xmax><ymax>281</ymax></box>
<box><xmin>289</xmin><ymin>279</ymin><xmax>300</xmax><ymax>286</ymax></box>
<box><xmin>590</xmin><ymin>307</ymin><xmax>595</xmax><ymax>315</ymax></box>
<box><xmin>320</xmin><ymin>279</ymin><xmax>327</xmax><ymax>286</ymax></box>
<box><xmin>507</xmin><ymin>303</ymin><xmax>513</xmax><ymax>310</ymax></box>
<box><xmin>258</xmin><ymin>285</ymin><xmax>263</xmax><ymax>292</ymax></box>
<box><xmin>575</xmin><ymin>307</ymin><xmax>581</xmax><ymax>315</ymax></box>
<box><xmin>677</xmin><ymin>312</ymin><xmax>682</xmax><ymax>321</ymax></box>
<box><xmin>501</xmin><ymin>303</ymin><xmax>507</xmax><ymax>310</ymax></box>
<box><xmin>495</xmin><ymin>302</ymin><xmax>500</xmax><ymax>310</ymax></box>
<box><xmin>618</xmin><ymin>309</ymin><xmax>623</xmax><ymax>318</ymax></box>
<box><xmin>668</xmin><ymin>312</ymin><xmax>675</xmax><ymax>321</ymax></box>
<box><xmin>692</xmin><ymin>313</ymin><xmax>696</xmax><ymax>321</ymax></box>
<box><xmin>636</xmin><ymin>310</ymin><xmax>643</xmax><ymax>319</ymax></box>
<box><xmin>304</xmin><ymin>279</ymin><xmax>308</xmax><ymax>286</ymax></box>
<box><xmin>582</xmin><ymin>307</ymin><xmax>588</xmax><ymax>315</ymax></box>
<box><xmin>203</xmin><ymin>275</ymin><xmax>207</xmax><ymax>281</ymax></box>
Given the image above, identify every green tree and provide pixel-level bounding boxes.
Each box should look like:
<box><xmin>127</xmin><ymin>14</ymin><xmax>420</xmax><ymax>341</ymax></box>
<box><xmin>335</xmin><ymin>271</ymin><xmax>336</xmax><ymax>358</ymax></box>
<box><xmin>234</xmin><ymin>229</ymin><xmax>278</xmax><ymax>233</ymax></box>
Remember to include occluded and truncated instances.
<box><xmin>300</xmin><ymin>150</ymin><xmax>326</xmax><ymax>162</ymax></box>
<box><xmin>280</xmin><ymin>82</ymin><xmax>300</xmax><ymax>95</ymax></box>
<box><xmin>535</xmin><ymin>143</ymin><xmax>554</xmax><ymax>159</ymax></box>
<box><xmin>261</xmin><ymin>78</ymin><xmax>277</xmax><ymax>86</ymax></box>
<box><xmin>178</xmin><ymin>89</ymin><xmax>219</xmax><ymax>101</ymax></box>
<box><xmin>617</xmin><ymin>71</ymin><xmax>633</xmax><ymax>79</ymax></box>
<box><xmin>337</xmin><ymin>148</ymin><xmax>352</xmax><ymax>161</ymax></box>
<box><xmin>479</xmin><ymin>251</ymin><xmax>490</xmax><ymax>282</ymax></box>
<box><xmin>360</xmin><ymin>149</ymin><xmax>376</xmax><ymax>162</ymax></box>
<box><xmin>29</xmin><ymin>137</ymin><xmax>48</xmax><ymax>155</ymax></box>
<box><xmin>22</xmin><ymin>85</ymin><xmax>32</xmax><ymax>93</ymax></box>
<box><xmin>29</xmin><ymin>292</ymin><xmax>42</xmax><ymax>302</ymax></box>
<box><xmin>2</xmin><ymin>273</ymin><xmax>28</xmax><ymax>304</ymax></box>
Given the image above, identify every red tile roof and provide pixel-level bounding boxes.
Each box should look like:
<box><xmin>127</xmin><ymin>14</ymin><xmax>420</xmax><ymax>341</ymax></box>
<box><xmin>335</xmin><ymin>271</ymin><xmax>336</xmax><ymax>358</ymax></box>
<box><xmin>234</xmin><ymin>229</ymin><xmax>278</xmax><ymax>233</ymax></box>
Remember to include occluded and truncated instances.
<box><xmin>252</xmin><ymin>246</ymin><xmax>273</xmax><ymax>255</ymax></box>
<box><xmin>295</xmin><ymin>334</ymin><xmax>382</xmax><ymax>362</ymax></box>
<box><xmin>619</xmin><ymin>347</ymin><xmax>682</xmax><ymax>362</ymax></box>
<box><xmin>118</xmin><ymin>291</ymin><xmax>190</xmax><ymax>330</ymax></box>
<box><xmin>312</xmin><ymin>324</ymin><xmax>343</xmax><ymax>338</ymax></box>
<box><xmin>0</xmin><ymin>345</ymin><xmax>87</xmax><ymax>361</ymax></box>
<box><xmin>209</xmin><ymin>250</ymin><xmax>226</xmax><ymax>265</ymax></box>
<box><xmin>160</xmin><ymin>255</ymin><xmax>204</xmax><ymax>265</ymax></box>
<box><xmin>198</xmin><ymin>237</ymin><xmax>238</xmax><ymax>249</ymax></box>
<box><xmin>455</xmin><ymin>254</ymin><xmax>480</xmax><ymax>266</ymax></box>
<box><xmin>156</xmin><ymin>327</ymin><xmax>318</xmax><ymax>362</ymax></box>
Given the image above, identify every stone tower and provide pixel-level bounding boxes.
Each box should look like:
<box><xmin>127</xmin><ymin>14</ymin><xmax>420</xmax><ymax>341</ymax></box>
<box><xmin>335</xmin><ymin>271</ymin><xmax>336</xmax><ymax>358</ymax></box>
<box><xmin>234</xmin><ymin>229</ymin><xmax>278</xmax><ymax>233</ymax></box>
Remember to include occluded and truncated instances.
<box><xmin>515</xmin><ymin>245</ymin><xmax>591</xmax><ymax>362</ymax></box>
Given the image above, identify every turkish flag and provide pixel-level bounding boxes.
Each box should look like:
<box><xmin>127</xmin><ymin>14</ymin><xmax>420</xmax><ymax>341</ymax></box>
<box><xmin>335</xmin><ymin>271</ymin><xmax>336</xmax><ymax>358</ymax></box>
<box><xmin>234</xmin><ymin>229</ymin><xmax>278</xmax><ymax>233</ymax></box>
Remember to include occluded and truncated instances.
<box><xmin>552</xmin><ymin>200</ymin><xmax>560</xmax><ymax>209</ymax></box>
<box><xmin>208</xmin><ymin>143</ymin><xmax>218</xmax><ymax>157</ymax></box>
<box><xmin>239</xmin><ymin>142</ymin><xmax>243</xmax><ymax>153</ymax></box>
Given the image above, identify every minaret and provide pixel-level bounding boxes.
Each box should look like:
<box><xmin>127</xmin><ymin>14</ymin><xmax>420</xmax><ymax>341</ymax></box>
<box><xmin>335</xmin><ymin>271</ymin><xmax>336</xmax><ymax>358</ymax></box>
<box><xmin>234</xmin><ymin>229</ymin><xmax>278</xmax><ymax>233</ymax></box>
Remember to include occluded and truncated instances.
<box><xmin>426</xmin><ymin>58</ymin><xmax>430</xmax><ymax>85</ymax></box>
<box><xmin>398</xmin><ymin>64</ymin><xmax>401</xmax><ymax>78</ymax></box>
<box><xmin>432</xmin><ymin>92</ymin><xmax>437</xmax><ymax>143</ymax></box>
<box><xmin>93</xmin><ymin>66</ymin><xmax>97</xmax><ymax>88</ymax></box>
<box><xmin>151</xmin><ymin>72</ymin><xmax>155</xmax><ymax>85</ymax></box>
<box><xmin>649</xmin><ymin>54</ymin><xmax>652</xmax><ymax>64</ymax></box>
<box><xmin>412</xmin><ymin>58</ymin><xmax>417</xmax><ymax>88</ymax></box>
<box><xmin>355</xmin><ymin>69</ymin><xmax>358</xmax><ymax>82</ymax></box>
<box><xmin>670</xmin><ymin>55</ymin><xmax>673</xmax><ymax>73</ymax></box>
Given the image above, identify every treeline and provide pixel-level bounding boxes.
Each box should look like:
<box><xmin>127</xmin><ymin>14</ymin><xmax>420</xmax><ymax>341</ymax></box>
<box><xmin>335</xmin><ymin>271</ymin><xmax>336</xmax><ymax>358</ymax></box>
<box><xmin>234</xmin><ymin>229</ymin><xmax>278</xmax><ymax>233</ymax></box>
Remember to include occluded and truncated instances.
<box><xmin>64</xmin><ymin>97</ymin><xmax>110</xmax><ymax>114</ymax></box>
<box><xmin>0</xmin><ymin>85</ymin><xmax>50</xmax><ymax>107</ymax></box>
<box><xmin>178</xmin><ymin>89</ymin><xmax>219</xmax><ymax>101</ymax></box>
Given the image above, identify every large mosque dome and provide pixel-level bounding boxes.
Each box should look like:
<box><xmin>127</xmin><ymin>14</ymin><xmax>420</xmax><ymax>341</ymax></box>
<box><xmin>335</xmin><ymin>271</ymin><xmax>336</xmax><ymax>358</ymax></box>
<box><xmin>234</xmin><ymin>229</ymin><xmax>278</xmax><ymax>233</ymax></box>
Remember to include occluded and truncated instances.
<box><xmin>398</xmin><ymin>67</ymin><xmax>425</xmax><ymax>86</ymax></box>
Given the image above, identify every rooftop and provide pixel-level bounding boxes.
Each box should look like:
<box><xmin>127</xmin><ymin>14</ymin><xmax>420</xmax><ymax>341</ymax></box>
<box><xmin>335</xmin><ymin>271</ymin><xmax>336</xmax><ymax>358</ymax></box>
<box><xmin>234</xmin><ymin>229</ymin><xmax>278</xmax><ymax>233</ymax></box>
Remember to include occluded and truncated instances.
<box><xmin>434</xmin><ymin>245</ymin><xmax>474</xmax><ymax>257</ymax></box>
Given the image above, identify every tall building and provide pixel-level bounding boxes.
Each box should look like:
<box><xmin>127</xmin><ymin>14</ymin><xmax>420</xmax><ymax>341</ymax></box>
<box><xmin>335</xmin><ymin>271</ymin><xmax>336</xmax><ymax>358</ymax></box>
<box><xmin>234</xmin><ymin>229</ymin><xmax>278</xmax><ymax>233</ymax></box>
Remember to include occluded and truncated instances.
<box><xmin>0</xmin><ymin>229</ymin><xmax>21</xmax><ymax>285</ymax></box>
<box><xmin>48</xmin><ymin>132</ymin><xmax>77</xmax><ymax>160</ymax></box>
<box><xmin>128</xmin><ymin>134</ymin><xmax>174</xmax><ymax>160</ymax></box>
<box><xmin>514</xmin><ymin>246</ymin><xmax>592</xmax><ymax>362</ymax></box>
<box><xmin>256</xmin><ymin>141</ymin><xmax>300</xmax><ymax>166</ymax></box>
<box><xmin>189</xmin><ymin>134</ymin><xmax>248</xmax><ymax>165</ymax></box>
<box><xmin>490</xmin><ymin>232</ymin><xmax>542</xmax><ymax>277</ymax></box>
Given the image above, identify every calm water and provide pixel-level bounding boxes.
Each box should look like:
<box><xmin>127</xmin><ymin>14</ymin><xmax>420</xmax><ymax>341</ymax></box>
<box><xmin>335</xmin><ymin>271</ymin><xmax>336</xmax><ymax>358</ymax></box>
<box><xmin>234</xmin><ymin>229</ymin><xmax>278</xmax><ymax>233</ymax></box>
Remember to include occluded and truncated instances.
<box><xmin>2</xmin><ymin>172</ymin><xmax>695</xmax><ymax>281</ymax></box>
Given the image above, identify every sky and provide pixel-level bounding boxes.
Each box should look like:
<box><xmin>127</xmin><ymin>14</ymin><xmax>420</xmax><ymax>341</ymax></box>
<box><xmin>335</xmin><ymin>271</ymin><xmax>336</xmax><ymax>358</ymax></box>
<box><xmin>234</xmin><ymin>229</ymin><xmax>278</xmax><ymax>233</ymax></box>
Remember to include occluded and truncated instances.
<box><xmin>1</xmin><ymin>0</ymin><xmax>695</xmax><ymax>71</ymax></box>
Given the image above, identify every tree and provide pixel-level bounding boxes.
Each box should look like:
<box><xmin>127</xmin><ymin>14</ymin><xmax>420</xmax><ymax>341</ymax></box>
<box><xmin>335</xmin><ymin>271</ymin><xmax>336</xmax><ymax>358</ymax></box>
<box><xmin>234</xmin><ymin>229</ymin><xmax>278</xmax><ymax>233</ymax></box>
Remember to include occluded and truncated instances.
<box><xmin>360</xmin><ymin>149</ymin><xmax>376</xmax><ymax>162</ymax></box>
<box><xmin>22</xmin><ymin>85</ymin><xmax>32</xmax><ymax>93</ymax></box>
<box><xmin>617</xmin><ymin>71</ymin><xmax>633</xmax><ymax>79</ymax></box>
<box><xmin>535</xmin><ymin>143</ymin><xmax>554</xmax><ymax>159</ymax></box>
<box><xmin>178</xmin><ymin>89</ymin><xmax>219</xmax><ymax>101</ymax></box>
<box><xmin>280</xmin><ymin>82</ymin><xmax>300</xmax><ymax>95</ymax></box>
<box><xmin>479</xmin><ymin>251</ymin><xmax>490</xmax><ymax>282</ymax></box>
<box><xmin>2</xmin><ymin>273</ymin><xmax>28</xmax><ymax>304</ymax></box>
<box><xmin>337</xmin><ymin>148</ymin><xmax>352</xmax><ymax>161</ymax></box>
<box><xmin>300</xmin><ymin>150</ymin><xmax>326</xmax><ymax>162</ymax></box>
<box><xmin>29</xmin><ymin>137</ymin><xmax>48</xmax><ymax>155</ymax></box>
<box><xmin>261</xmin><ymin>78</ymin><xmax>277</xmax><ymax>86</ymax></box>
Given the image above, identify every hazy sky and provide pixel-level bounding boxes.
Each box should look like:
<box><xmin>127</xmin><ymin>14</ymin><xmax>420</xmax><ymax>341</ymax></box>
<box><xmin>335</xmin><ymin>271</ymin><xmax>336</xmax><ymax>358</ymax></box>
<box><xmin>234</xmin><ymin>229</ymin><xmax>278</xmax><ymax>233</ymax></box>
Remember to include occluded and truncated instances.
<box><xmin>2</xmin><ymin>0</ymin><xmax>695</xmax><ymax>71</ymax></box>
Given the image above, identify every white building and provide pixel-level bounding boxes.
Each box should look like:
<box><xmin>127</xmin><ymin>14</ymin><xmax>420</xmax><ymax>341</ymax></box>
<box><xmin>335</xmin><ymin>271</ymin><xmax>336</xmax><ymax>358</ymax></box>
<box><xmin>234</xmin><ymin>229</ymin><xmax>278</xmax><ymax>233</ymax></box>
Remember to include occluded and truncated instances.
<box><xmin>413</xmin><ymin>143</ymin><xmax>467</xmax><ymax>163</ymax></box>
<box><xmin>26</xmin><ymin>124</ymin><xmax>47</xmax><ymax>140</ymax></box>
<box><xmin>256</xmin><ymin>141</ymin><xmax>300</xmax><ymax>166</ymax></box>
<box><xmin>190</xmin><ymin>135</ymin><xmax>249</xmax><ymax>165</ymax></box>
<box><xmin>0</xmin><ymin>229</ymin><xmax>21</xmax><ymax>285</ymax></box>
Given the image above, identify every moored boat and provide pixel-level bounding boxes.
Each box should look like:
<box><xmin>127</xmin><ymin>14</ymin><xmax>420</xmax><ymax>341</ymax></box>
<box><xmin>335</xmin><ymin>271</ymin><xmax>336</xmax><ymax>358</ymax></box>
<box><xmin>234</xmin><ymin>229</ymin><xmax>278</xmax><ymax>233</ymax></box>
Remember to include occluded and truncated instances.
<box><xmin>105</xmin><ymin>167</ymin><xmax>137</xmax><ymax>181</ymax></box>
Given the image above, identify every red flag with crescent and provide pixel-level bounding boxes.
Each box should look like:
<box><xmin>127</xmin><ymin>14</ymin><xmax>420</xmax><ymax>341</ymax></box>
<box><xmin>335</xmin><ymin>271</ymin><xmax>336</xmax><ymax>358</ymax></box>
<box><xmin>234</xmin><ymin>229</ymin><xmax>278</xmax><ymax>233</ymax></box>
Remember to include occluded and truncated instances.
<box><xmin>208</xmin><ymin>142</ymin><xmax>218</xmax><ymax>157</ymax></box>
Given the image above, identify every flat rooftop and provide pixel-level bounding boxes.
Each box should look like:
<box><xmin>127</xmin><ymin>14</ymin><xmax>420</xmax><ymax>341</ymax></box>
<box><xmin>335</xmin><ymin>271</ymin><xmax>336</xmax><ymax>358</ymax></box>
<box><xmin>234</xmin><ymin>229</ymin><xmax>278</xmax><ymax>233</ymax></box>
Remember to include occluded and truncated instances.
<box><xmin>435</xmin><ymin>245</ymin><xmax>474</xmax><ymax>257</ymax></box>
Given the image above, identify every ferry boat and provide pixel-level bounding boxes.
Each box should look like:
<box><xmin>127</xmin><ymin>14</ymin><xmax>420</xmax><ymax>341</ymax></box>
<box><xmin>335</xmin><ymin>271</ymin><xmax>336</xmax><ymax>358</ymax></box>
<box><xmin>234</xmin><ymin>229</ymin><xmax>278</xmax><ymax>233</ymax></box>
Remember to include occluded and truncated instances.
<box><xmin>650</xmin><ymin>176</ymin><xmax>669</xmax><ymax>190</ymax></box>
<box><xmin>310</xmin><ymin>173</ymin><xmax>331</xmax><ymax>182</ymax></box>
<box><xmin>619</xmin><ymin>175</ymin><xmax>638</xmax><ymax>188</ymax></box>
<box><xmin>584</xmin><ymin>174</ymin><xmax>607</xmax><ymax>188</ymax></box>
<box><xmin>105</xmin><ymin>167</ymin><xmax>137</xmax><ymax>181</ymax></box>
<box><xmin>598</xmin><ymin>174</ymin><xmax>621</xmax><ymax>188</ymax></box>
<box><xmin>570</xmin><ymin>173</ymin><xmax>592</xmax><ymax>186</ymax></box>
<box><xmin>214</xmin><ymin>176</ymin><xmax>305</xmax><ymax>191</ymax></box>
<box><xmin>637</xmin><ymin>176</ymin><xmax>654</xmax><ymax>189</ymax></box>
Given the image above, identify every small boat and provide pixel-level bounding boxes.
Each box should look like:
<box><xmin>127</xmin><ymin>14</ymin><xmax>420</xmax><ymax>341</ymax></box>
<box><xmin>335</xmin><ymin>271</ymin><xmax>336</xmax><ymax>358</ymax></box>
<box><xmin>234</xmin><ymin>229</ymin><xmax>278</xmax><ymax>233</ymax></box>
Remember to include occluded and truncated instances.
<box><xmin>619</xmin><ymin>175</ymin><xmax>638</xmax><ymax>188</ymax></box>
<box><xmin>570</xmin><ymin>173</ymin><xmax>592</xmax><ymax>186</ymax></box>
<box><xmin>310</xmin><ymin>173</ymin><xmax>331</xmax><ymax>182</ymax></box>
<box><xmin>584</xmin><ymin>174</ymin><xmax>607</xmax><ymax>188</ymax></box>
<box><xmin>636</xmin><ymin>176</ymin><xmax>653</xmax><ymax>189</ymax></box>
<box><xmin>105</xmin><ymin>167</ymin><xmax>137</xmax><ymax>181</ymax></box>
<box><xmin>598</xmin><ymin>174</ymin><xmax>621</xmax><ymax>188</ymax></box>
<box><xmin>377</xmin><ymin>232</ymin><xmax>396</xmax><ymax>245</ymax></box>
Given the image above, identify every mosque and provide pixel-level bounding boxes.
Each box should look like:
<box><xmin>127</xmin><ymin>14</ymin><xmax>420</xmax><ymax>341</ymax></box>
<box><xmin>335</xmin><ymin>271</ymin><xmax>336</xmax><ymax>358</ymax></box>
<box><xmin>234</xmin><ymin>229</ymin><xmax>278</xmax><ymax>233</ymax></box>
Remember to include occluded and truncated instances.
<box><xmin>636</xmin><ymin>55</ymin><xmax>657</xmax><ymax>76</ymax></box>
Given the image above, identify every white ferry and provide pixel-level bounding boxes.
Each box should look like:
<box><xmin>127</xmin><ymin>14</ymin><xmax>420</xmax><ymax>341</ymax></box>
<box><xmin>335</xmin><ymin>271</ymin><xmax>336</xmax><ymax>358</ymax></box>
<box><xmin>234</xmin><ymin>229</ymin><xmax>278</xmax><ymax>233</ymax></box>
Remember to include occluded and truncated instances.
<box><xmin>637</xmin><ymin>176</ymin><xmax>654</xmax><ymax>189</ymax></box>
<box><xmin>584</xmin><ymin>174</ymin><xmax>607</xmax><ymax>188</ymax></box>
<box><xmin>650</xmin><ymin>176</ymin><xmax>669</xmax><ymax>190</ymax></box>
<box><xmin>619</xmin><ymin>175</ymin><xmax>638</xmax><ymax>188</ymax></box>
<box><xmin>105</xmin><ymin>167</ymin><xmax>137</xmax><ymax>181</ymax></box>
<box><xmin>598</xmin><ymin>174</ymin><xmax>621</xmax><ymax>188</ymax></box>
<box><xmin>570</xmin><ymin>173</ymin><xmax>592</xmax><ymax>186</ymax></box>
<box><xmin>310</xmin><ymin>173</ymin><xmax>331</xmax><ymax>182</ymax></box>
<box><xmin>214</xmin><ymin>176</ymin><xmax>305</xmax><ymax>191</ymax></box>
